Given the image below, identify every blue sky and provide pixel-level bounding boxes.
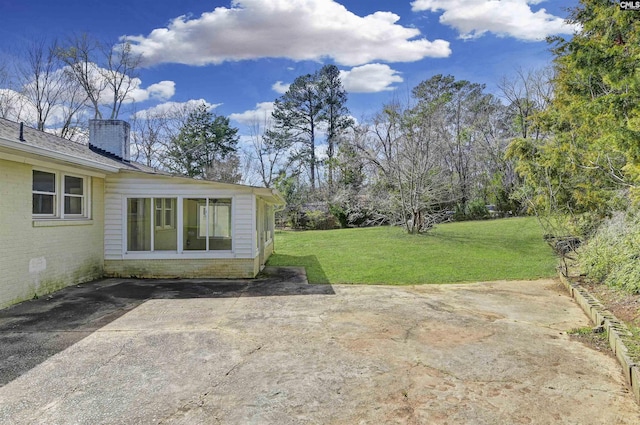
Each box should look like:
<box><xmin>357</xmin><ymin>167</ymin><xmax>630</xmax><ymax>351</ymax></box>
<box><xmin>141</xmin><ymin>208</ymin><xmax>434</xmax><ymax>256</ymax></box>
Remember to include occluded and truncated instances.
<box><xmin>0</xmin><ymin>0</ymin><xmax>578</xmax><ymax>134</ymax></box>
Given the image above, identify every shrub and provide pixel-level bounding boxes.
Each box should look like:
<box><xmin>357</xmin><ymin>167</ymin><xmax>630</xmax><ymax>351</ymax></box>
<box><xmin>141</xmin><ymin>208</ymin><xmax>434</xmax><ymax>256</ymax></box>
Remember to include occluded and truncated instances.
<box><xmin>329</xmin><ymin>204</ymin><xmax>349</xmax><ymax>228</ymax></box>
<box><xmin>579</xmin><ymin>210</ymin><xmax>640</xmax><ymax>293</ymax></box>
<box><xmin>467</xmin><ymin>200</ymin><xmax>490</xmax><ymax>220</ymax></box>
<box><xmin>304</xmin><ymin>210</ymin><xmax>339</xmax><ymax>230</ymax></box>
<box><xmin>453</xmin><ymin>200</ymin><xmax>490</xmax><ymax>221</ymax></box>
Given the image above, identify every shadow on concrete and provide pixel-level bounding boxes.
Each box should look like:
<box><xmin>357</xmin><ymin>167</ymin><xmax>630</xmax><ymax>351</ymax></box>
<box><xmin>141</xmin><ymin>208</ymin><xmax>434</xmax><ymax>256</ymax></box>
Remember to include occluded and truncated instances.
<box><xmin>0</xmin><ymin>267</ymin><xmax>333</xmax><ymax>387</ymax></box>
<box><xmin>266</xmin><ymin>255</ymin><xmax>330</xmax><ymax>284</ymax></box>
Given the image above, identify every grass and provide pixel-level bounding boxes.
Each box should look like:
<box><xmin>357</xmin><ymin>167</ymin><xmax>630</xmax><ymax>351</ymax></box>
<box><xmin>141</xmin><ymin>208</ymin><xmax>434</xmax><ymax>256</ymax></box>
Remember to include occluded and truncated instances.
<box><xmin>567</xmin><ymin>327</ymin><xmax>611</xmax><ymax>354</ymax></box>
<box><xmin>267</xmin><ymin>217</ymin><xmax>557</xmax><ymax>284</ymax></box>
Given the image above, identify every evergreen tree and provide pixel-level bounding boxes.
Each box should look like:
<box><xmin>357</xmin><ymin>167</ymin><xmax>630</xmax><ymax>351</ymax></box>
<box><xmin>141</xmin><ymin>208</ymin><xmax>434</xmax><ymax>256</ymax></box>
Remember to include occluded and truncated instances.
<box><xmin>508</xmin><ymin>1</ymin><xmax>640</xmax><ymax>234</ymax></box>
<box><xmin>272</xmin><ymin>73</ymin><xmax>323</xmax><ymax>190</ymax></box>
<box><xmin>318</xmin><ymin>64</ymin><xmax>353</xmax><ymax>189</ymax></box>
<box><xmin>271</xmin><ymin>64</ymin><xmax>351</xmax><ymax>192</ymax></box>
<box><xmin>163</xmin><ymin>103</ymin><xmax>239</xmax><ymax>180</ymax></box>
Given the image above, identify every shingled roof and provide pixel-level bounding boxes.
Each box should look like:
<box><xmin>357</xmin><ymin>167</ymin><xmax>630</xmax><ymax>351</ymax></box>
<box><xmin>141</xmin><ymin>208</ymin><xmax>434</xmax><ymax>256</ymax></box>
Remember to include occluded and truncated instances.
<box><xmin>0</xmin><ymin>117</ymin><xmax>158</xmax><ymax>174</ymax></box>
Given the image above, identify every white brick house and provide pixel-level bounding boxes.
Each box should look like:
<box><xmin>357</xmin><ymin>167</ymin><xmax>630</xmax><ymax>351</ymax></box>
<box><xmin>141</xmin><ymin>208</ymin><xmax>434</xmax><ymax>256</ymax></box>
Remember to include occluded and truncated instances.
<box><xmin>0</xmin><ymin>118</ymin><xmax>284</xmax><ymax>309</ymax></box>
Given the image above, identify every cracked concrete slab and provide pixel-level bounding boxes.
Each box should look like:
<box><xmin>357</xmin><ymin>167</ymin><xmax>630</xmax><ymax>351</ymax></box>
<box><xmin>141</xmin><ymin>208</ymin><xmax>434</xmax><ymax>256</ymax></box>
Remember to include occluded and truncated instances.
<box><xmin>0</xmin><ymin>272</ymin><xmax>639</xmax><ymax>424</ymax></box>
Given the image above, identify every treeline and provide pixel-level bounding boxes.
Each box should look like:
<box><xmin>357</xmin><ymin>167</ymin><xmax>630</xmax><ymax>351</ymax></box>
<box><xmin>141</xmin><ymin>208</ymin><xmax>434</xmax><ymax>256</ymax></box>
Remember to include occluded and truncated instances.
<box><xmin>0</xmin><ymin>33</ymin><xmax>554</xmax><ymax>231</ymax></box>
<box><xmin>261</xmin><ymin>69</ymin><xmax>553</xmax><ymax>234</ymax></box>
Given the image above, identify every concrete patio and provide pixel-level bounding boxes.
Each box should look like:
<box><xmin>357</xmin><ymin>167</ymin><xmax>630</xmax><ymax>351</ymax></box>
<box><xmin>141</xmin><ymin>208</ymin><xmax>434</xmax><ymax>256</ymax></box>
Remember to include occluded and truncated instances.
<box><xmin>1</xmin><ymin>268</ymin><xmax>638</xmax><ymax>424</ymax></box>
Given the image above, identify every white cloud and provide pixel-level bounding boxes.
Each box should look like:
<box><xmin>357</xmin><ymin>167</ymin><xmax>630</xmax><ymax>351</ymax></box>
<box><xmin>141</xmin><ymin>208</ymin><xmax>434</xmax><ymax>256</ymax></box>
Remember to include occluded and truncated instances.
<box><xmin>340</xmin><ymin>64</ymin><xmax>403</xmax><ymax>93</ymax></box>
<box><xmin>128</xmin><ymin>80</ymin><xmax>176</xmax><ymax>103</ymax></box>
<box><xmin>124</xmin><ymin>0</ymin><xmax>451</xmax><ymax>67</ymax></box>
<box><xmin>146</xmin><ymin>81</ymin><xmax>176</xmax><ymax>101</ymax></box>
<box><xmin>411</xmin><ymin>0</ymin><xmax>578</xmax><ymax>41</ymax></box>
<box><xmin>133</xmin><ymin>99</ymin><xmax>221</xmax><ymax>119</ymax></box>
<box><xmin>2</xmin><ymin>67</ymin><xmax>176</xmax><ymax>128</ymax></box>
<box><xmin>271</xmin><ymin>64</ymin><xmax>402</xmax><ymax>96</ymax></box>
<box><xmin>0</xmin><ymin>88</ymin><xmax>36</xmax><ymax>123</ymax></box>
<box><xmin>0</xmin><ymin>88</ymin><xmax>86</xmax><ymax>128</ymax></box>
<box><xmin>272</xmin><ymin>81</ymin><xmax>290</xmax><ymax>94</ymax></box>
<box><xmin>229</xmin><ymin>102</ymin><xmax>275</xmax><ymax>126</ymax></box>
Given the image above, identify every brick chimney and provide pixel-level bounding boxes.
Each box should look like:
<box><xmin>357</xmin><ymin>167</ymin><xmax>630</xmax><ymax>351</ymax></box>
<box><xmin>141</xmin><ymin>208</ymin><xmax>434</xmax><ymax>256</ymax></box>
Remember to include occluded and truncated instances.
<box><xmin>89</xmin><ymin>119</ymin><xmax>130</xmax><ymax>162</ymax></box>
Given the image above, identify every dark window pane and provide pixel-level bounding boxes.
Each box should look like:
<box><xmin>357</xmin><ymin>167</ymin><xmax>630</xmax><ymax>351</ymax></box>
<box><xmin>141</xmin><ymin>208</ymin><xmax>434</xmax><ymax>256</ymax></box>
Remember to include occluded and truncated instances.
<box><xmin>33</xmin><ymin>194</ymin><xmax>54</xmax><ymax>214</ymax></box>
<box><xmin>64</xmin><ymin>176</ymin><xmax>83</xmax><ymax>195</ymax></box>
<box><xmin>33</xmin><ymin>170</ymin><xmax>55</xmax><ymax>192</ymax></box>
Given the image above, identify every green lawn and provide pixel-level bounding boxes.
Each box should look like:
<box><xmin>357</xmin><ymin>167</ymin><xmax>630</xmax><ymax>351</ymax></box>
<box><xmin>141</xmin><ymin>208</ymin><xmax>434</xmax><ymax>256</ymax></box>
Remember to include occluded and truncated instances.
<box><xmin>266</xmin><ymin>217</ymin><xmax>557</xmax><ymax>284</ymax></box>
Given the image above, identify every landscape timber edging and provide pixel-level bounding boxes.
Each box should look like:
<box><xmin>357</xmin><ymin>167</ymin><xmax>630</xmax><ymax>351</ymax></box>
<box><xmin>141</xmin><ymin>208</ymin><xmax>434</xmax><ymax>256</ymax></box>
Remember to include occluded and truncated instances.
<box><xmin>558</xmin><ymin>273</ymin><xmax>640</xmax><ymax>404</ymax></box>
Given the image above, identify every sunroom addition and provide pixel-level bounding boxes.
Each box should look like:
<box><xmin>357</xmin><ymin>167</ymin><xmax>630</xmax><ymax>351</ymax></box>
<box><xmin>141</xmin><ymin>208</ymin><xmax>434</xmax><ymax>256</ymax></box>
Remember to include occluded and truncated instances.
<box><xmin>126</xmin><ymin>197</ymin><xmax>233</xmax><ymax>253</ymax></box>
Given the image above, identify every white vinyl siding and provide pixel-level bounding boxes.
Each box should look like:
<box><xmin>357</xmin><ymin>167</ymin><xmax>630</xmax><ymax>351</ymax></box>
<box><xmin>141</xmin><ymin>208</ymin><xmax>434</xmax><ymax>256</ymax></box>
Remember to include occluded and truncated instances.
<box><xmin>104</xmin><ymin>192</ymin><xmax>123</xmax><ymax>258</ymax></box>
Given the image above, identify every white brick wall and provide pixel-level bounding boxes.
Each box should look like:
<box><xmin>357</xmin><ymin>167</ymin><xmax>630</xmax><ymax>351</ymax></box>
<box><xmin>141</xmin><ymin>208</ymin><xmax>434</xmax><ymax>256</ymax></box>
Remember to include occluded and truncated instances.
<box><xmin>89</xmin><ymin>120</ymin><xmax>130</xmax><ymax>161</ymax></box>
<box><xmin>0</xmin><ymin>159</ymin><xmax>105</xmax><ymax>308</ymax></box>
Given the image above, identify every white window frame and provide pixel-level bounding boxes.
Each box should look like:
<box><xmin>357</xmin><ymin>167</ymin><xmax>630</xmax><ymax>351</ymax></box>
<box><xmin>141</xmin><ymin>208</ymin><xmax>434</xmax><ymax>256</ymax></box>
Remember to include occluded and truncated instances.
<box><xmin>155</xmin><ymin>198</ymin><xmax>175</xmax><ymax>230</ymax></box>
<box><xmin>32</xmin><ymin>168</ymin><xmax>91</xmax><ymax>220</ymax></box>
<box><xmin>32</xmin><ymin>170</ymin><xmax>57</xmax><ymax>217</ymax></box>
<box><xmin>123</xmin><ymin>195</ymin><xmax>235</xmax><ymax>257</ymax></box>
<box><xmin>63</xmin><ymin>175</ymin><xmax>86</xmax><ymax>217</ymax></box>
<box><xmin>197</xmin><ymin>200</ymin><xmax>231</xmax><ymax>240</ymax></box>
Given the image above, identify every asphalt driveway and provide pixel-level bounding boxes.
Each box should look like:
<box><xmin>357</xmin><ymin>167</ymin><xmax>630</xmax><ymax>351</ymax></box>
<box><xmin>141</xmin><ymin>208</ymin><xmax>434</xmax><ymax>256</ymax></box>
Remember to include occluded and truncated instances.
<box><xmin>0</xmin><ymin>267</ymin><xmax>639</xmax><ymax>424</ymax></box>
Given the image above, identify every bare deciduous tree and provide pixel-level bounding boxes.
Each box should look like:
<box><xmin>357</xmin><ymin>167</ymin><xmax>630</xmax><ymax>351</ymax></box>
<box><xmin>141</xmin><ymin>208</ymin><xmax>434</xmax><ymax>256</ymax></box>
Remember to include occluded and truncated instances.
<box><xmin>498</xmin><ymin>66</ymin><xmax>554</xmax><ymax>141</ymax></box>
<box><xmin>101</xmin><ymin>40</ymin><xmax>142</xmax><ymax>119</ymax></box>
<box><xmin>250</xmin><ymin>113</ymin><xmax>292</xmax><ymax>188</ymax></box>
<box><xmin>353</xmin><ymin>100</ymin><xmax>450</xmax><ymax>233</ymax></box>
<box><xmin>130</xmin><ymin>107</ymin><xmax>169</xmax><ymax>168</ymax></box>
<box><xmin>56</xmin><ymin>34</ymin><xmax>105</xmax><ymax>119</ymax></box>
<box><xmin>19</xmin><ymin>39</ymin><xmax>67</xmax><ymax>130</ymax></box>
<box><xmin>0</xmin><ymin>61</ymin><xmax>21</xmax><ymax>119</ymax></box>
<box><xmin>56</xmin><ymin>33</ymin><xmax>141</xmax><ymax>120</ymax></box>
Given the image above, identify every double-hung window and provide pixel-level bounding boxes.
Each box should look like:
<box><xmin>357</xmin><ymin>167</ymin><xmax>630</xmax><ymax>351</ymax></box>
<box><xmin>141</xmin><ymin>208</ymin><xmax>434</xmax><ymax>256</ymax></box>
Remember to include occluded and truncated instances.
<box><xmin>32</xmin><ymin>169</ymin><xmax>89</xmax><ymax>218</ymax></box>
<box><xmin>32</xmin><ymin>170</ymin><xmax>56</xmax><ymax>216</ymax></box>
<box><xmin>155</xmin><ymin>198</ymin><xmax>175</xmax><ymax>230</ymax></box>
<box><xmin>64</xmin><ymin>176</ymin><xmax>85</xmax><ymax>216</ymax></box>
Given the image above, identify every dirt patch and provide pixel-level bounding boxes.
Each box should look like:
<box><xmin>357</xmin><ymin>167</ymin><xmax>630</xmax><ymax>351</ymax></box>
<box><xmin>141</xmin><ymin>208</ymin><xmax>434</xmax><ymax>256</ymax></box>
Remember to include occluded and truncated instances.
<box><xmin>566</xmin><ymin>274</ymin><xmax>640</xmax><ymax>362</ymax></box>
<box><xmin>582</xmin><ymin>280</ymin><xmax>640</xmax><ymax>327</ymax></box>
<box><xmin>568</xmin><ymin>325</ymin><xmax>614</xmax><ymax>357</ymax></box>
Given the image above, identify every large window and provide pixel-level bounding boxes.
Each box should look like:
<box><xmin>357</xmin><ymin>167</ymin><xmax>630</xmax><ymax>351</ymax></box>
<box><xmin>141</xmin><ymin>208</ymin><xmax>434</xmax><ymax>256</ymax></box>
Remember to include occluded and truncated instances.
<box><xmin>183</xmin><ymin>198</ymin><xmax>232</xmax><ymax>251</ymax></box>
<box><xmin>127</xmin><ymin>198</ymin><xmax>177</xmax><ymax>252</ymax></box>
<box><xmin>33</xmin><ymin>169</ymin><xmax>89</xmax><ymax>218</ymax></box>
<box><xmin>126</xmin><ymin>197</ymin><xmax>232</xmax><ymax>253</ymax></box>
<box><xmin>127</xmin><ymin>198</ymin><xmax>151</xmax><ymax>251</ymax></box>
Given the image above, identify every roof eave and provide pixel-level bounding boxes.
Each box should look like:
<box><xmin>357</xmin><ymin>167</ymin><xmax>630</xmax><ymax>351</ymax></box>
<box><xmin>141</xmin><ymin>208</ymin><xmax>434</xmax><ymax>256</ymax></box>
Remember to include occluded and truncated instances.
<box><xmin>253</xmin><ymin>187</ymin><xmax>286</xmax><ymax>206</ymax></box>
<box><xmin>116</xmin><ymin>170</ymin><xmax>287</xmax><ymax>205</ymax></box>
<box><xmin>0</xmin><ymin>136</ymin><xmax>121</xmax><ymax>173</ymax></box>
